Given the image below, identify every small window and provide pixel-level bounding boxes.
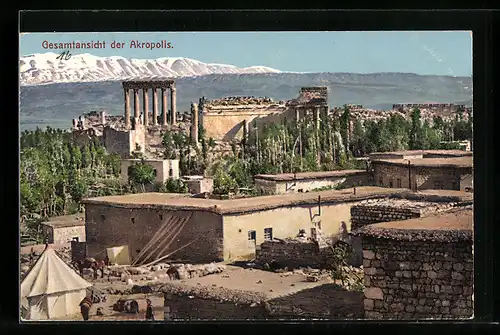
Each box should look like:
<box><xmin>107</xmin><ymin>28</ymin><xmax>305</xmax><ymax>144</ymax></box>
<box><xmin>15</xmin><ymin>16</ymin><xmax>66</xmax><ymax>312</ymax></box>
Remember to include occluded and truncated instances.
<box><xmin>169</xmin><ymin>168</ymin><xmax>174</xmax><ymax>177</ymax></box>
<box><xmin>159</xmin><ymin>214</ymin><xmax>163</xmax><ymax>221</ymax></box>
<box><xmin>389</xmin><ymin>179</ymin><xmax>393</xmax><ymax>188</ymax></box>
<box><xmin>298</xmin><ymin>189</ymin><xmax>304</xmax><ymax>193</ymax></box>
<box><xmin>127</xmin><ymin>166</ymin><xmax>133</xmax><ymax>176</ymax></box>
<box><xmin>396</xmin><ymin>179</ymin><xmax>402</xmax><ymax>188</ymax></box>
<box><xmin>101</xmin><ymin>214</ymin><xmax>105</xmax><ymax>221</ymax></box>
<box><xmin>264</xmin><ymin>228</ymin><xmax>273</xmax><ymax>241</ymax></box>
<box><xmin>153</xmin><ymin>169</ymin><xmax>157</xmax><ymax>177</ymax></box>
<box><xmin>131</xmin><ymin>218</ymin><xmax>135</xmax><ymax>224</ymax></box>
<box><xmin>248</xmin><ymin>230</ymin><xmax>256</xmax><ymax>241</ymax></box>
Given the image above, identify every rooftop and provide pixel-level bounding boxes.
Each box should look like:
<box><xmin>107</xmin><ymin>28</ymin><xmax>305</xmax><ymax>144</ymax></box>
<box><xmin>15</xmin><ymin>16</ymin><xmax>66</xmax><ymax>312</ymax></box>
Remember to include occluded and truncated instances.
<box><xmin>255</xmin><ymin>170</ymin><xmax>368</xmax><ymax>182</ymax></box>
<box><xmin>371</xmin><ymin>156</ymin><xmax>473</xmax><ymax>168</ymax></box>
<box><xmin>41</xmin><ymin>213</ymin><xmax>85</xmax><ymax>228</ymax></box>
<box><xmin>353</xmin><ymin>207</ymin><xmax>473</xmax><ymax>242</ymax></box>
<box><xmin>370</xmin><ymin>150</ymin><xmax>473</xmax><ymax>158</ymax></box>
<box><xmin>82</xmin><ymin>186</ymin><xmax>407</xmax><ymax>215</ymax></box>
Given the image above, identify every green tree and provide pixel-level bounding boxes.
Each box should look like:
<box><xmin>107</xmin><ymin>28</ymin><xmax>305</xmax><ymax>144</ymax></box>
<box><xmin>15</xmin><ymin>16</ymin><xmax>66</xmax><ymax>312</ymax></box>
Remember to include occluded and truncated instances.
<box><xmin>81</xmin><ymin>145</ymin><xmax>91</xmax><ymax>169</ymax></box>
<box><xmin>70</xmin><ymin>179</ymin><xmax>88</xmax><ymax>203</ymax></box>
<box><xmin>213</xmin><ymin>167</ymin><xmax>237</xmax><ymax>195</ymax></box>
<box><xmin>128</xmin><ymin>159</ymin><xmax>156</xmax><ymax>185</ymax></box>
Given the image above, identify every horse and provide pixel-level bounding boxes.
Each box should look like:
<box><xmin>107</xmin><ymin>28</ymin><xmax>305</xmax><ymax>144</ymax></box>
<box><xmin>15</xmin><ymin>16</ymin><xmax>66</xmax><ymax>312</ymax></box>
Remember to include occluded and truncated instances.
<box><xmin>74</xmin><ymin>258</ymin><xmax>107</xmax><ymax>280</ymax></box>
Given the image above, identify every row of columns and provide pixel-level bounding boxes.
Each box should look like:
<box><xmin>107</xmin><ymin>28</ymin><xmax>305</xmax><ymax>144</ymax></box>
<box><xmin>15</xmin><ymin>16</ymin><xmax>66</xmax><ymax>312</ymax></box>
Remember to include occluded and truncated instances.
<box><xmin>124</xmin><ymin>87</ymin><xmax>176</xmax><ymax>129</ymax></box>
<box><xmin>295</xmin><ymin>106</ymin><xmax>328</xmax><ymax>129</ymax></box>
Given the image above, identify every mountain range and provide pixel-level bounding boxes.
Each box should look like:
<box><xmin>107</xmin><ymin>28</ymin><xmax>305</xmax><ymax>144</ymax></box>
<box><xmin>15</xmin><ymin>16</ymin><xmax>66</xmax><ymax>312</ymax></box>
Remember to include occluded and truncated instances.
<box><xmin>19</xmin><ymin>53</ymin><xmax>473</xmax><ymax>131</ymax></box>
<box><xmin>20</xmin><ymin>53</ymin><xmax>282</xmax><ymax>86</ymax></box>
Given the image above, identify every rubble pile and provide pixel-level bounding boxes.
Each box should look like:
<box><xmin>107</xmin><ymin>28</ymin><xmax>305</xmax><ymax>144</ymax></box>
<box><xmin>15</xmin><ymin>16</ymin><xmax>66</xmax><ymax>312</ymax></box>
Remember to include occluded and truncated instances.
<box><xmin>106</xmin><ymin>262</ymin><xmax>226</xmax><ymax>285</ymax></box>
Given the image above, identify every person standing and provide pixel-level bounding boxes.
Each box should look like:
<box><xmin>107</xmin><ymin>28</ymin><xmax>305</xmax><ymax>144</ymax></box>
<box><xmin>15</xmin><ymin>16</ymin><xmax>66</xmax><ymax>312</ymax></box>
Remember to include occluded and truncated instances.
<box><xmin>145</xmin><ymin>299</ymin><xmax>155</xmax><ymax>321</ymax></box>
<box><xmin>79</xmin><ymin>295</ymin><xmax>92</xmax><ymax>321</ymax></box>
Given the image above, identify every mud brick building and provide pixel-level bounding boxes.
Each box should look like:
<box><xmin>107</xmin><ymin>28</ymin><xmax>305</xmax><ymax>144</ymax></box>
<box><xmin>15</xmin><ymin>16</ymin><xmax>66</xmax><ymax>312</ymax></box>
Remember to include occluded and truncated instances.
<box><xmin>81</xmin><ymin>187</ymin><xmax>405</xmax><ymax>264</ymax></box>
<box><xmin>371</xmin><ymin>156</ymin><xmax>472</xmax><ymax>191</ymax></box>
<box><xmin>254</xmin><ymin>170</ymin><xmax>370</xmax><ymax>195</ymax></box>
<box><xmin>353</xmin><ymin>207</ymin><xmax>473</xmax><ymax>320</ymax></box>
<box><xmin>41</xmin><ymin>214</ymin><xmax>86</xmax><ymax>244</ymax></box>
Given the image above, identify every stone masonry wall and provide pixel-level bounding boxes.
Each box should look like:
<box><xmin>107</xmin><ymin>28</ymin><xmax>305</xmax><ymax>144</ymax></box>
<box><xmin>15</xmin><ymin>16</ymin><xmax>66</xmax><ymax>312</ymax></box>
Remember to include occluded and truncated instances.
<box><xmin>53</xmin><ymin>225</ymin><xmax>86</xmax><ymax>244</ymax></box>
<box><xmin>164</xmin><ymin>294</ymin><xmax>266</xmax><ymax>320</ymax></box>
<box><xmin>350</xmin><ymin>204</ymin><xmax>421</xmax><ymax>231</ymax></box>
<box><xmin>256</xmin><ymin>240</ymin><xmax>324</xmax><ymax>269</ymax></box>
<box><xmin>362</xmin><ymin>238</ymin><xmax>473</xmax><ymax>320</ymax></box>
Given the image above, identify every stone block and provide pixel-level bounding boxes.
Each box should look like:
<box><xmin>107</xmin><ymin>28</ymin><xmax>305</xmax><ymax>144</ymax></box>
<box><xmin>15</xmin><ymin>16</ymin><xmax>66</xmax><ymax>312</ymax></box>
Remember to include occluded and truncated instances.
<box><xmin>365</xmin><ymin>311</ymin><xmax>383</xmax><ymax>319</ymax></box>
<box><xmin>365</xmin><ymin>287</ymin><xmax>384</xmax><ymax>300</ymax></box>
<box><xmin>427</xmin><ymin>270</ymin><xmax>437</xmax><ymax>279</ymax></box>
<box><xmin>451</xmin><ymin>271</ymin><xmax>465</xmax><ymax>281</ymax></box>
<box><xmin>363</xmin><ymin>250</ymin><xmax>375</xmax><ymax>260</ymax></box>
<box><xmin>364</xmin><ymin>299</ymin><xmax>374</xmax><ymax>311</ymax></box>
<box><xmin>364</xmin><ymin>267</ymin><xmax>376</xmax><ymax>275</ymax></box>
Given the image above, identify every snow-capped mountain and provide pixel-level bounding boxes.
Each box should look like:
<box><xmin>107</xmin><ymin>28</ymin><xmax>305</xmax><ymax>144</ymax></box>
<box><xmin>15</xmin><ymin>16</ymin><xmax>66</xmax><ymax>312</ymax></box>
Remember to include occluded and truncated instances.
<box><xmin>19</xmin><ymin>53</ymin><xmax>282</xmax><ymax>86</ymax></box>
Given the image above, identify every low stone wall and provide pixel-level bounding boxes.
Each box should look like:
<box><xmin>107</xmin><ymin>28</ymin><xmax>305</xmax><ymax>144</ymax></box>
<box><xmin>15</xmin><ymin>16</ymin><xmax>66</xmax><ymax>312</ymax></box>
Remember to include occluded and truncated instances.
<box><xmin>361</xmin><ymin>238</ymin><xmax>473</xmax><ymax>320</ymax></box>
<box><xmin>255</xmin><ymin>239</ymin><xmax>323</xmax><ymax>269</ymax></box>
<box><xmin>351</xmin><ymin>204</ymin><xmax>421</xmax><ymax>231</ymax></box>
<box><xmin>265</xmin><ymin>283</ymin><xmax>364</xmax><ymax>319</ymax></box>
<box><xmin>163</xmin><ymin>282</ymin><xmax>266</xmax><ymax>320</ymax></box>
<box><xmin>163</xmin><ymin>295</ymin><xmax>266</xmax><ymax>320</ymax></box>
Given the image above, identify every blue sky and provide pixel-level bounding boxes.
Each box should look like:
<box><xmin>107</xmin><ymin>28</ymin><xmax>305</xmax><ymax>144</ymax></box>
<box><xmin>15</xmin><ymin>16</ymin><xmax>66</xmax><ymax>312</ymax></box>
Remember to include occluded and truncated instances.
<box><xmin>19</xmin><ymin>31</ymin><xmax>472</xmax><ymax>76</ymax></box>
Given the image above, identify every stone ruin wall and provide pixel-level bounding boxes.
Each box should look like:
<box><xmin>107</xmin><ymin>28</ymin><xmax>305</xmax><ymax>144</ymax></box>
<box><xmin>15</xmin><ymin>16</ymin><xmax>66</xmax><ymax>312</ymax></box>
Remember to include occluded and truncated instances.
<box><xmin>255</xmin><ymin>239</ymin><xmax>338</xmax><ymax>269</ymax></box>
<box><xmin>256</xmin><ymin>240</ymin><xmax>323</xmax><ymax>269</ymax></box>
<box><xmin>102</xmin><ymin>125</ymin><xmax>146</xmax><ymax>158</ymax></box>
<box><xmin>362</xmin><ymin>239</ymin><xmax>473</xmax><ymax>320</ymax></box>
<box><xmin>163</xmin><ymin>292</ymin><xmax>266</xmax><ymax>320</ymax></box>
<box><xmin>202</xmin><ymin>104</ymin><xmax>294</xmax><ymax>141</ymax></box>
<box><xmin>350</xmin><ymin>203</ymin><xmax>422</xmax><ymax>231</ymax></box>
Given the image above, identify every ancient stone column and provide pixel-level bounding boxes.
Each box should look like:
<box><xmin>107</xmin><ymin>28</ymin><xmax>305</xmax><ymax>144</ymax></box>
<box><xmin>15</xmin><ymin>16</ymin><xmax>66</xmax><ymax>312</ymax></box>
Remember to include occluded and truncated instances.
<box><xmin>170</xmin><ymin>86</ymin><xmax>177</xmax><ymax>125</ymax></box>
<box><xmin>314</xmin><ymin>107</ymin><xmax>321</xmax><ymax>129</ymax></box>
<box><xmin>124</xmin><ymin>88</ymin><xmax>131</xmax><ymax>128</ymax></box>
<box><xmin>143</xmin><ymin>88</ymin><xmax>149</xmax><ymax>127</ymax></box>
<box><xmin>190</xmin><ymin>103</ymin><xmax>199</xmax><ymax>143</ymax></box>
<box><xmin>100</xmin><ymin>111</ymin><xmax>106</xmax><ymax>125</ymax></box>
<box><xmin>162</xmin><ymin>88</ymin><xmax>168</xmax><ymax>126</ymax></box>
<box><xmin>133</xmin><ymin>88</ymin><xmax>140</xmax><ymax>120</ymax></box>
<box><xmin>152</xmin><ymin>88</ymin><xmax>158</xmax><ymax>126</ymax></box>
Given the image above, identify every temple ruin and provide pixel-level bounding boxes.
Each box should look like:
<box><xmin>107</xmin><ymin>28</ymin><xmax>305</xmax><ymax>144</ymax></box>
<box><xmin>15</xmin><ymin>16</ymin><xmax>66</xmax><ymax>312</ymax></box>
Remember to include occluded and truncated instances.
<box><xmin>122</xmin><ymin>79</ymin><xmax>177</xmax><ymax>128</ymax></box>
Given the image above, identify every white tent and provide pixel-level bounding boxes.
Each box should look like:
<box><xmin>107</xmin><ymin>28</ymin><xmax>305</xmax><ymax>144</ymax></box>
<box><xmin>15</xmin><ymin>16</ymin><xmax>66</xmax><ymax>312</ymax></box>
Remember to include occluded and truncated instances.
<box><xmin>20</xmin><ymin>246</ymin><xmax>92</xmax><ymax>320</ymax></box>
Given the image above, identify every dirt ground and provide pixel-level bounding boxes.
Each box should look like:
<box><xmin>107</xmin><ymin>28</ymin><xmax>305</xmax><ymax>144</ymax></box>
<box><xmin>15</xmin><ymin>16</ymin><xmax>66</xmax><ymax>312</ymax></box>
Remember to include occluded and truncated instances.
<box><xmin>168</xmin><ymin>265</ymin><xmax>334</xmax><ymax>299</ymax></box>
<box><xmin>25</xmin><ymin>264</ymin><xmax>363</xmax><ymax>321</ymax></box>
<box><xmin>53</xmin><ymin>293</ymin><xmax>166</xmax><ymax>321</ymax></box>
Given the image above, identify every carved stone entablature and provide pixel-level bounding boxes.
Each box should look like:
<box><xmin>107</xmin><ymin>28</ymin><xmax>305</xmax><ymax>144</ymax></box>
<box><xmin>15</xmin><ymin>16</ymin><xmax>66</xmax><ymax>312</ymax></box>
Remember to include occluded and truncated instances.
<box><xmin>122</xmin><ymin>80</ymin><xmax>175</xmax><ymax>90</ymax></box>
